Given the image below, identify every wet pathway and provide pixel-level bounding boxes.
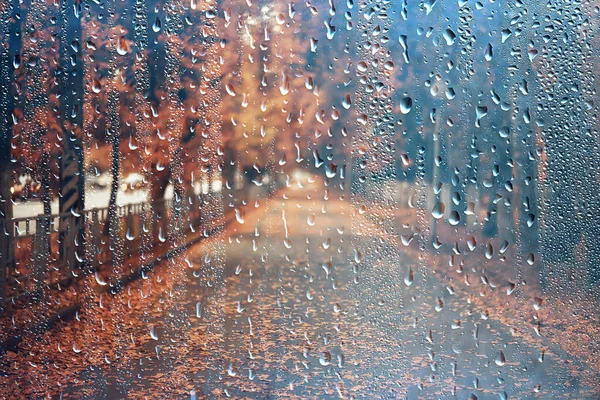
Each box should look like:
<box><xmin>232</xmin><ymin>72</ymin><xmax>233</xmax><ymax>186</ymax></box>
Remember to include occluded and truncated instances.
<box><xmin>2</xmin><ymin>181</ymin><xmax>599</xmax><ymax>399</ymax></box>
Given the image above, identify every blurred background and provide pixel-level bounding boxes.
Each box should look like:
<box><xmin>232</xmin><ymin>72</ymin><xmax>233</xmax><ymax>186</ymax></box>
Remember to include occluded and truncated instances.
<box><xmin>0</xmin><ymin>0</ymin><xmax>599</xmax><ymax>398</ymax></box>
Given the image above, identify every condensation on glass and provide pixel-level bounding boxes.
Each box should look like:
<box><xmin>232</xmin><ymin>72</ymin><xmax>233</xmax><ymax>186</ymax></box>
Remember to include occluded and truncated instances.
<box><xmin>0</xmin><ymin>0</ymin><xmax>599</xmax><ymax>398</ymax></box>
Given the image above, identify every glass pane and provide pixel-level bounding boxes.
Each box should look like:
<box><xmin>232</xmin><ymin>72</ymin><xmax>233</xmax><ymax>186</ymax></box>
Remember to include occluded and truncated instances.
<box><xmin>1</xmin><ymin>0</ymin><xmax>599</xmax><ymax>398</ymax></box>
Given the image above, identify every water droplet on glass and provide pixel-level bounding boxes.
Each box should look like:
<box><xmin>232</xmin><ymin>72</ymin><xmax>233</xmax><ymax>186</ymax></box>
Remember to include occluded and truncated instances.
<box><xmin>319</xmin><ymin>351</ymin><xmax>331</xmax><ymax>366</ymax></box>
<box><xmin>92</xmin><ymin>78</ymin><xmax>102</xmax><ymax>93</ymax></box>
<box><xmin>400</xmin><ymin>97</ymin><xmax>413</xmax><ymax>114</ymax></box>
<box><xmin>116</xmin><ymin>36</ymin><xmax>129</xmax><ymax>55</ymax></box>
<box><xmin>432</xmin><ymin>202</ymin><xmax>445</xmax><ymax>219</ymax></box>
<box><xmin>152</xmin><ymin>17</ymin><xmax>162</xmax><ymax>32</ymax></box>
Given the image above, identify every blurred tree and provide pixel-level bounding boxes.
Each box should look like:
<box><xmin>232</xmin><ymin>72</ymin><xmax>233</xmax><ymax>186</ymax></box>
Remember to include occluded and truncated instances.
<box><xmin>0</xmin><ymin>0</ymin><xmax>23</xmax><ymax>303</ymax></box>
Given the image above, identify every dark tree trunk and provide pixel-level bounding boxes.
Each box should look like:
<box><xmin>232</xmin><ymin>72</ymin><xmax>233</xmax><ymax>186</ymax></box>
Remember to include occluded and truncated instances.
<box><xmin>58</xmin><ymin>0</ymin><xmax>85</xmax><ymax>273</ymax></box>
<box><xmin>0</xmin><ymin>0</ymin><xmax>22</xmax><ymax>304</ymax></box>
<box><xmin>104</xmin><ymin>134</ymin><xmax>120</xmax><ymax>240</ymax></box>
<box><xmin>41</xmin><ymin>149</ymin><xmax>53</xmax><ymax>245</ymax></box>
<box><xmin>150</xmin><ymin>164</ymin><xmax>170</xmax><ymax>244</ymax></box>
<box><xmin>145</xmin><ymin>0</ymin><xmax>170</xmax><ymax>246</ymax></box>
<box><xmin>147</xmin><ymin>0</ymin><xmax>167</xmax><ymax>105</ymax></box>
<box><xmin>41</xmin><ymin>152</ymin><xmax>53</xmax><ymax>217</ymax></box>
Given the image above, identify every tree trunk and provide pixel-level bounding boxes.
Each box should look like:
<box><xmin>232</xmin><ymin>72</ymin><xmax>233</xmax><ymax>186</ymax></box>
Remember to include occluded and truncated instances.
<box><xmin>104</xmin><ymin>134</ymin><xmax>120</xmax><ymax>241</ymax></box>
<box><xmin>223</xmin><ymin>141</ymin><xmax>237</xmax><ymax>191</ymax></box>
<box><xmin>150</xmin><ymin>164</ymin><xmax>170</xmax><ymax>244</ymax></box>
<box><xmin>0</xmin><ymin>0</ymin><xmax>22</xmax><ymax>304</ymax></box>
<box><xmin>58</xmin><ymin>0</ymin><xmax>85</xmax><ymax>274</ymax></box>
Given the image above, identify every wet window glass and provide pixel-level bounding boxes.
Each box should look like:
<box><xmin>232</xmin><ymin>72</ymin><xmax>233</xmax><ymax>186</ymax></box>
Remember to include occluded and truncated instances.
<box><xmin>1</xmin><ymin>0</ymin><xmax>599</xmax><ymax>398</ymax></box>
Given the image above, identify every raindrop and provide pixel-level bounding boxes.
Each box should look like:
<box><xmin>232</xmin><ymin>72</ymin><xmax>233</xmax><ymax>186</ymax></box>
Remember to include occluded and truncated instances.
<box><xmin>95</xmin><ymin>271</ymin><xmax>107</xmax><ymax>286</ymax></box>
<box><xmin>484</xmin><ymin>43</ymin><xmax>493</xmax><ymax>61</ymax></box>
<box><xmin>342</xmin><ymin>94</ymin><xmax>352</xmax><ymax>109</ymax></box>
<box><xmin>225</xmin><ymin>83</ymin><xmax>236</xmax><ymax>97</ymax></box>
<box><xmin>150</xmin><ymin>326</ymin><xmax>159</xmax><ymax>340</ymax></box>
<box><xmin>116</xmin><ymin>36</ymin><xmax>129</xmax><ymax>55</ymax></box>
<box><xmin>354</xmin><ymin>249</ymin><xmax>362</xmax><ymax>263</ymax></box>
<box><xmin>92</xmin><ymin>78</ymin><xmax>102</xmax><ymax>93</ymax></box>
<box><xmin>435</xmin><ymin>297</ymin><xmax>444</xmax><ymax>312</ymax></box>
<box><xmin>443</xmin><ymin>29</ymin><xmax>456</xmax><ymax>45</ymax></box>
<box><xmin>280</xmin><ymin>73</ymin><xmax>290</xmax><ymax>95</ymax></box>
<box><xmin>324</xmin><ymin>19</ymin><xmax>336</xmax><ymax>40</ymax></box>
<box><xmin>449</xmin><ymin>210</ymin><xmax>460</xmax><ymax>225</ymax></box>
<box><xmin>495</xmin><ymin>351</ymin><xmax>506</xmax><ymax>366</ymax></box>
<box><xmin>235</xmin><ymin>208</ymin><xmax>245</xmax><ymax>224</ymax></box>
<box><xmin>432</xmin><ymin>202</ymin><xmax>445</xmax><ymax>219</ymax></box>
<box><xmin>152</xmin><ymin>17</ymin><xmax>162</xmax><ymax>32</ymax></box>
<box><xmin>400</xmin><ymin>97</ymin><xmax>413</xmax><ymax>114</ymax></box>
<box><xmin>319</xmin><ymin>351</ymin><xmax>331</xmax><ymax>366</ymax></box>
<box><xmin>404</xmin><ymin>268</ymin><xmax>414</xmax><ymax>286</ymax></box>
<box><xmin>310</xmin><ymin>37</ymin><xmax>318</xmax><ymax>52</ymax></box>
<box><xmin>475</xmin><ymin>106</ymin><xmax>488</xmax><ymax>127</ymax></box>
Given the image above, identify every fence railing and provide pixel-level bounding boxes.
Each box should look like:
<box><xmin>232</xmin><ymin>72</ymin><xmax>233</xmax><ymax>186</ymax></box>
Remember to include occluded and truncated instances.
<box><xmin>0</xmin><ymin>192</ymin><xmax>220</xmax><ymax>309</ymax></box>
